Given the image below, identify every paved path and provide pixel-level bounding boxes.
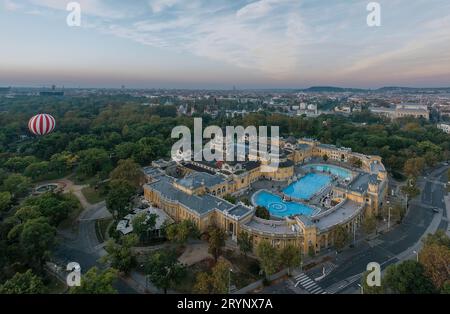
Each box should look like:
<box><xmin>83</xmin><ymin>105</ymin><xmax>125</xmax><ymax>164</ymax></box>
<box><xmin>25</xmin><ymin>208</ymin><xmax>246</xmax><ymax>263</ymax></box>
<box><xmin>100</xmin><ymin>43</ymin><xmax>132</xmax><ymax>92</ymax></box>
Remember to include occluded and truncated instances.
<box><xmin>52</xmin><ymin>179</ymin><xmax>137</xmax><ymax>293</ymax></box>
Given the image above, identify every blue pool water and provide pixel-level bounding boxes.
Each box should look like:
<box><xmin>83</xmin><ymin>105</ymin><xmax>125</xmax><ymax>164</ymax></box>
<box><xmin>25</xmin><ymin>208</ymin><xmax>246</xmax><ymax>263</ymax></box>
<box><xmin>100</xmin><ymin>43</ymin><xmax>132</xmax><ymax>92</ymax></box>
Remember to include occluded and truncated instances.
<box><xmin>253</xmin><ymin>191</ymin><xmax>315</xmax><ymax>217</ymax></box>
<box><xmin>305</xmin><ymin>164</ymin><xmax>352</xmax><ymax>179</ymax></box>
<box><xmin>282</xmin><ymin>173</ymin><xmax>331</xmax><ymax>200</ymax></box>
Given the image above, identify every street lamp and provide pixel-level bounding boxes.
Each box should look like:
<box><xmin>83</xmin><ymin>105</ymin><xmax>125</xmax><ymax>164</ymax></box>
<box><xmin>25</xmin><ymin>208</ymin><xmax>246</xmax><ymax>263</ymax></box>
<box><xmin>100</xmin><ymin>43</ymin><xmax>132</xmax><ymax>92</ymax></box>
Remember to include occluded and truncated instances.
<box><xmin>387</xmin><ymin>206</ymin><xmax>392</xmax><ymax>231</ymax></box>
<box><xmin>413</xmin><ymin>250</ymin><xmax>419</xmax><ymax>262</ymax></box>
<box><xmin>357</xmin><ymin>283</ymin><xmax>364</xmax><ymax>295</ymax></box>
<box><xmin>228</xmin><ymin>268</ymin><xmax>233</xmax><ymax>294</ymax></box>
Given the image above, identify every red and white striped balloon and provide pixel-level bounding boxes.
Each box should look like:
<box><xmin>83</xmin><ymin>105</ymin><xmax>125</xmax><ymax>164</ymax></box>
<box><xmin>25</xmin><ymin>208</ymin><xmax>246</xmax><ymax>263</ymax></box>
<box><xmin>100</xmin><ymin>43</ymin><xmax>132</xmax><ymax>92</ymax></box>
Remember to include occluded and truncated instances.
<box><xmin>28</xmin><ymin>114</ymin><xmax>56</xmax><ymax>136</ymax></box>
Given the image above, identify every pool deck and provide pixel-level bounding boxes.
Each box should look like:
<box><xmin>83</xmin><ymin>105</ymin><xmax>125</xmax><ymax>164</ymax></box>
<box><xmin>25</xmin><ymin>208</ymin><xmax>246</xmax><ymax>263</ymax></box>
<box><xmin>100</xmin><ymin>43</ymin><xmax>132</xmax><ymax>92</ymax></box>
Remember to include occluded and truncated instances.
<box><xmin>314</xmin><ymin>200</ymin><xmax>362</xmax><ymax>232</ymax></box>
<box><xmin>242</xmin><ymin>216</ymin><xmax>299</xmax><ymax>236</ymax></box>
<box><xmin>249</xmin><ymin>161</ymin><xmax>368</xmax><ymax>232</ymax></box>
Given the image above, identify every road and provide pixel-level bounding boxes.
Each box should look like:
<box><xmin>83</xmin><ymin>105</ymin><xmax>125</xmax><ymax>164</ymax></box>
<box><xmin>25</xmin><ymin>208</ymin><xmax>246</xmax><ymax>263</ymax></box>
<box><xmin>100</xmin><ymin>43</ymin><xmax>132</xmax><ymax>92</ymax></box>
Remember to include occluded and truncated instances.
<box><xmin>270</xmin><ymin>164</ymin><xmax>449</xmax><ymax>294</ymax></box>
<box><xmin>53</xmin><ymin>180</ymin><xmax>138</xmax><ymax>293</ymax></box>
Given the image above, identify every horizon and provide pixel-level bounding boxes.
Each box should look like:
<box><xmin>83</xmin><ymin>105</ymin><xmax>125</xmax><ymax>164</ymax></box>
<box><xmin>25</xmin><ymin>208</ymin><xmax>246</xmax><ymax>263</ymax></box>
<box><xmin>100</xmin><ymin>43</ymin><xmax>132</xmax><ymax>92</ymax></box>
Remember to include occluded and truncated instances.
<box><xmin>1</xmin><ymin>0</ymin><xmax>450</xmax><ymax>89</ymax></box>
<box><xmin>3</xmin><ymin>84</ymin><xmax>450</xmax><ymax>91</ymax></box>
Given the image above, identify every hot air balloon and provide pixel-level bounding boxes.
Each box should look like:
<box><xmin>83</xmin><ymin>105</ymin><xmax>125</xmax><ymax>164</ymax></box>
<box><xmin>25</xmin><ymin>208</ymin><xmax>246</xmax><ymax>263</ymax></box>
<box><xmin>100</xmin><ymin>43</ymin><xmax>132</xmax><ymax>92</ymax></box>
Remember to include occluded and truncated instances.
<box><xmin>28</xmin><ymin>113</ymin><xmax>56</xmax><ymax>136</ymax></box>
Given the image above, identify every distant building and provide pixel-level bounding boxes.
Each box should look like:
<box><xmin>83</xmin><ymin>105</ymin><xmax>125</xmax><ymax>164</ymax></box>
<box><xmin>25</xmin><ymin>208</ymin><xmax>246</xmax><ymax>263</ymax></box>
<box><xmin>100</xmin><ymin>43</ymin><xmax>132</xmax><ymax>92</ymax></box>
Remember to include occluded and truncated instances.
<box><xmin>334</xmin><ymin>106</ymin><xmax>352</xmax><ymax>114</ymax></box>
<box><xmin>369</xmin><ymin>103</ymin><xmax>429</xmax><ymax>120</ymax></box>
<box><xmin>40</xmin><ymin>85</ymin><xmax>64</xmax><ymax>96</ymax></box>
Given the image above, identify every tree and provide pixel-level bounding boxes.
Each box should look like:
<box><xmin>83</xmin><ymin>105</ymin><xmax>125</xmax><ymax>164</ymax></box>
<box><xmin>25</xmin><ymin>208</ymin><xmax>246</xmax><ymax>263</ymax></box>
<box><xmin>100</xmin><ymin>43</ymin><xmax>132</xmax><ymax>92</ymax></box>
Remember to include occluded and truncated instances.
<box><xmin>23</xmin><ymin>192</ymin><xmax>80</xmax><ymax>226</ymax></box>
<box><xmin>207</xmin><ymin>227</ymin><xmax>226</xmax><ymax>262</ymax></box>
<box><xmin>0</xmin><ymin>270</ymin><xmax>45</xmax><ymax>294</ymax></box>
<box><xmin>69</xmin><ymin>267</ymin><xmax>118</xmax><ymax>294</ymax></box>
<box><xmin>361</xmin><ymin>271</ymin><xmax>384</xmax><ymax>294</ymax></box>
<box><xmin>422</xmin><ymin>230</ymin><xmax>450</xmax><ymax>247</ymax></box>
<box><xmin>3</xmin><ymin>174</ymin><xmax>31</xmax><ymax>198</ymax></box>
<box><xmin>145</xmin><ymin>249</ymin><xmax>186</xmax><ymax>294</ymax></box>
<box><xmin>308</xmin><ymin>244</ymin><xmax>315</xmax><ymax>257</ymax></box>
<box><xmin>165</xmin><ymin>220</ymin><xmax>199</xmax><ymax>245</ymax></box>
<box><xmin>4</xmin><ymin>156</ymin><xmax>38</xmax><ymax>172</ymax></box>
<box><xmin>419</xmin><ymin>231</ymin><xmax>450</xmax><ymax>290</ymax></box>
<box><xmin>110</xmin><ymin>159</ymin><xmax>144</xmax><ymax>188</ymax></box>
<box><xmin>194</xmin><ymin>260</ymin><xmax>231</xmax><ymax>294</ymax></box>
<box><xmin>255</xmin><ymin>206</ymin><xmax>270</xmax><ymax>220</ymax></box>
<box><xmin>401</xmin><ymin>178</ymin><xmax>420</xmax><ymax>198</ymax></box>
<box><xmin>106</xmin><ymin>179</ymin><xmax>135</xmax><ymax>219</ymax></box>
<box><xmin>193</xmin><ymin>272</ymin><xmax>214</xmax><ymax>294</ymax></box>
<box><xmin>322</xmin><ymin>154</ymin><xmax>329</xmax><ymax>162</ymax></box>
<box><xmin>24</xmin><ymin>161</ymin><xmax>50</xmax><ymax>180</ymax></box>
<box><xmin>383</xmin><ymin>260</ymin><xmax>436</xmax><ymax>294</ymax></box>
<box><xmin>223</xmin><ymin>194</ymin><xmax>237</xmax><ymax>204</ymax></box>
<box><xmin>237</xmin><ymin>231</ymin><xmax>253</xmax><ymax>257</ymax></box>
<box><xmin>362</xmin><ymin>214</ymin><xmax>377</xmax><ymax>235</ymax></box>
<box><xmin>256</xmin><ymin>240</ymin><xmax>280</xmax><ymax>279</ymax></box>
<box><xmin>0</xmin><ymin>191</ymin><xmax>11</xmax><ymax>212</ymax></box>
<box><xmin>103</xmin><ymin>234</ymin><xmax>138</xmax><ymax>274</ymax></box>
<box><xmin>349</xmin><ymin>156</ymin><xmax>362</xmax><ymax>168</ymax></box>
<box><xmin>77</xmin><ymin>148</ymin><xmax>112</xmax><ymax>179</ymax></box>
<box><xmin>280</xmin><ymin>244</ymin><xmax>301</xmax><ymax>276</ymax></box>
<box><xmin>403</xmin><ymin>157</ymin><xmax>425</xmax><ymax>178</ymax></box>
<box><xmin>19</xmin><ymin>217</ymin><xmax>56</xmax><ymax>267</ymax></box>
<box><xmin>333</xmin><ymin>225</ymin><xmax>349</xmax><ymax>251</ymax></box>
<box><xmin>132</xmin><ymin>212</ymin><xmax>157</xmax><ymax>242</ymax></box>
<box><xmin>13</xmin><ymin>206</ymin><xmax>41</xmax><ymax>222</ymax></box>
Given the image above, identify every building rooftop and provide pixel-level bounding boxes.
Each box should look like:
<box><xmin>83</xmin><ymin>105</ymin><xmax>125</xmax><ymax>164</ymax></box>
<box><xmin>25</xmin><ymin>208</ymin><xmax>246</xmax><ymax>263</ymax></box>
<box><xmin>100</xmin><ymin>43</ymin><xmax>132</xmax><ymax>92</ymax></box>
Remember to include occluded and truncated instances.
<box><xmin>243</xmin><ymin>217</ymin><xmax>299</xmax><ymax>235</ymax></box>
<box><xmin>347</xmin><ymin>173</ymin><xmax>370</xmax><ymax>193</ymax></box>
<box><xmin>142</xmin><ymin>166</ymin><xmax>165</xmax><ymax>179</ymax></box>
<box><xmin>176</xmin><ymin>171</ymin><xmax>226</xmax><ymax>189</ymax></box>
<box><xmin>314</xmin><ymin>200</ymin><xmax>361</xmax><ymax>231</ymax></box>
<box><xmin>146</xmin><ymin>175</ymin><xmax>252</xmax><ymax>218</ymax></box>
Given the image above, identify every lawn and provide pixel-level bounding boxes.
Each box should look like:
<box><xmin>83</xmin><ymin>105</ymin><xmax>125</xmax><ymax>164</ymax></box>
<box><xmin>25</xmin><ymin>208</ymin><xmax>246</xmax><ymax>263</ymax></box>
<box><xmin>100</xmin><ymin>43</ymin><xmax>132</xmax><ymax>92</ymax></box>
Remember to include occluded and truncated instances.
<box><xmin>81</xmin><ymin>186</ymin><xmax>104</xmax><ymax>204</ymax></box>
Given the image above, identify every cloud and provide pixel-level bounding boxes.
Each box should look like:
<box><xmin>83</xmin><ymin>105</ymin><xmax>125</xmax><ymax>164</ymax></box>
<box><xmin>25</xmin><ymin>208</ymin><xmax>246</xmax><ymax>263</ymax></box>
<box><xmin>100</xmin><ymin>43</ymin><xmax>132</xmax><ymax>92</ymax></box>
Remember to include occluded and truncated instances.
<box><xmin>5</xmin><ymin>0</ymin><xmax>450</xmax><ymax>86</ymax></box>
<box><xmin>236</xmin><ymin>0</ymin><xmax>275</xmax><ymax>20</ymax></box>
<box><xmin>97</xmin><ymin>0</ymin><xmax>307</xmax><ymax>78</ymax></box>
<box><xmin>28</xmin><ymin>0</ymin><xmax>132</xmax><ymax>19</ymax></box>
<box><xmin>2</xmin><ymin>0</ymin><xmax>21</xmax><ymax>11</ymax></box>
<box><xmin>148</xmin><ymin>0</ymin><xmax>181</xmax><ymax>13</ymax></box>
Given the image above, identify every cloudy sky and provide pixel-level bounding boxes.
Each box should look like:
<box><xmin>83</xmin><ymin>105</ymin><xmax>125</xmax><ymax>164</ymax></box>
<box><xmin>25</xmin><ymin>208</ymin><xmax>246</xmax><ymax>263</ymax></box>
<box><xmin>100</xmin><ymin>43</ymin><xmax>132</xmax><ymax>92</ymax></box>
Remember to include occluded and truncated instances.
<box><xmin>1</xmin><ymin>0</ymin><xmax>450</xmax><ymax>88</ymax></box>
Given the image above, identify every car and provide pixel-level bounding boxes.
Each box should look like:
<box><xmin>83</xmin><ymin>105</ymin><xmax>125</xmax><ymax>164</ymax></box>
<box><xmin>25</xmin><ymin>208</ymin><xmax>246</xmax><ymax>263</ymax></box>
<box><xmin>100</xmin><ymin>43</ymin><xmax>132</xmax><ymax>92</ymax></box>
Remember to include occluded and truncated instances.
<box><xmin>432</xmin><ymin>208</ymin><xmax>440</xmax><ymax>213</ymax></box>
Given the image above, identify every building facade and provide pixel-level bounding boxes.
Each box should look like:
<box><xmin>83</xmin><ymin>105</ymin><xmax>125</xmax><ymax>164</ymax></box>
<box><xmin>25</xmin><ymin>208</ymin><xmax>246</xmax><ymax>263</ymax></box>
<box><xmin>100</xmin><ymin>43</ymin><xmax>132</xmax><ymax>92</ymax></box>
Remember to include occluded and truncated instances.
<box><xmin>143</xmin><ymin>138</ymin><xmax>388</xmax><ymax>254</ymax></box>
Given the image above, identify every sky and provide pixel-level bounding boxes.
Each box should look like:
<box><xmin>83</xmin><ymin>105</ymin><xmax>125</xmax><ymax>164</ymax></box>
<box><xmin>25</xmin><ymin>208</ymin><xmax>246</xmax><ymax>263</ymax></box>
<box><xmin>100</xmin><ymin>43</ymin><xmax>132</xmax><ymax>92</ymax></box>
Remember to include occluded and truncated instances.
<box><xmin>0</xmin><ymin>0</ymin><xmax>450</xmax><ymax>89</ymax></box>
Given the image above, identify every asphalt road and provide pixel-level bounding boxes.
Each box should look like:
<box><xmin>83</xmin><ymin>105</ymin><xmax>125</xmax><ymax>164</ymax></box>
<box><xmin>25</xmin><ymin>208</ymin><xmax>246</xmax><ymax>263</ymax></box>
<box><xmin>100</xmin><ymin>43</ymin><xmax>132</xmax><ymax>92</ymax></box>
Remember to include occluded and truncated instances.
<box><xmin>272</xmin><ymin>164</ymin><xmax>449</xmax><ymax>294</ymax></box>
<box><xmin>54</xmin><ymin>201</ymin><xmax>138</xmax><ymax>293</ymax></box>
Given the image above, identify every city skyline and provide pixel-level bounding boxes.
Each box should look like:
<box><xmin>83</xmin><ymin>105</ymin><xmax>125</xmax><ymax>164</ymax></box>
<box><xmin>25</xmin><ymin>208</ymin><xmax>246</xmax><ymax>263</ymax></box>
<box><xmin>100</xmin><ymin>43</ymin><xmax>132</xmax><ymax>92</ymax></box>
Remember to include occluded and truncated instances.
<box><xmin>1</xmin><ymin>0</ymin><xmax>450</xmax><ymax>89</ymax></box>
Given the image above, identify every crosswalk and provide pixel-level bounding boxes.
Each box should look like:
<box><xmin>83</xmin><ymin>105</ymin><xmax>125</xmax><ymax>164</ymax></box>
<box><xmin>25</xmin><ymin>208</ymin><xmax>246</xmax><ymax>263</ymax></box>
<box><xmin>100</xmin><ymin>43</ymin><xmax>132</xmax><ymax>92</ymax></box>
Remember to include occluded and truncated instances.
<box><xmin>294</xmin><ymin>273</ymin><xmax>327</xmax><ymax>294</ymax></box>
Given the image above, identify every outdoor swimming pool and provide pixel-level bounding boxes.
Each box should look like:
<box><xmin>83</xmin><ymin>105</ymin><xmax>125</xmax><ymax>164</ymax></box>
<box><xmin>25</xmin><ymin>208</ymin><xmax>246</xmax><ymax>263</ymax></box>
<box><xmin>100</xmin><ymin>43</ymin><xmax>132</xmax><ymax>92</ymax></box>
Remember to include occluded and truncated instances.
<box><xmin>305</xmin><ymin>164</ymin><xmax>352</xmax><ymax>179</ymax></box>
<box><xmin>253</xmin><ymin>190</ymin><xmax>315</xmax><ymax>218</ymax></box>
<box><xmin>282</xmin><ymin>173</ymin><xmax>331</xmax><ymax>200</ymax></box>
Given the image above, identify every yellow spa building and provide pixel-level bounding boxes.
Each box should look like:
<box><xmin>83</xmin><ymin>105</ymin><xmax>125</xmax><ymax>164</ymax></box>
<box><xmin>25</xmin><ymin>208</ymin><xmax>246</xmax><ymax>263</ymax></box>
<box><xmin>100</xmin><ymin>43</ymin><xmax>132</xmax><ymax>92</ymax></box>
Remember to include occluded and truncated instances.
<box><xmin>143</xmin><ymin>138</ymin><xmax>388</xmax><ymax>254</ymax></box>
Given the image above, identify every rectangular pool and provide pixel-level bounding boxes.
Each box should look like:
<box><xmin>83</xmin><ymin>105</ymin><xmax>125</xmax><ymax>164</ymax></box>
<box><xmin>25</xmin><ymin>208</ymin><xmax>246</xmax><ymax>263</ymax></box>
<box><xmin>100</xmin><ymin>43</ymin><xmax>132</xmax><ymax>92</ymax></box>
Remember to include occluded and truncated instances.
<box><xmin>282</xmin><ymin>173</ymin><xmax>331</xmax><ymax>200</ymax></box>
